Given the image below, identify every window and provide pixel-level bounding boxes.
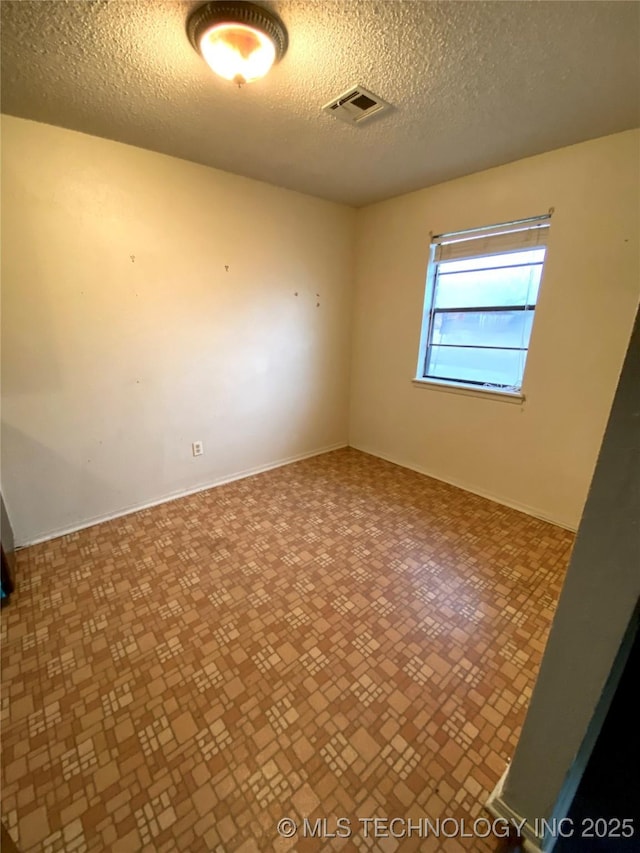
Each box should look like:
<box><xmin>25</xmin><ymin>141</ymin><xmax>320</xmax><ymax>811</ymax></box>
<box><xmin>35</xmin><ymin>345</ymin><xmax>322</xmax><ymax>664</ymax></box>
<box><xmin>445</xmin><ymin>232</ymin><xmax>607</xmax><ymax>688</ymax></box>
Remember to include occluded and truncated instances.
<box><xmin>417</xmin><ymin>215</ymin><xmax>551</xmax><ymax>394</ymax></box>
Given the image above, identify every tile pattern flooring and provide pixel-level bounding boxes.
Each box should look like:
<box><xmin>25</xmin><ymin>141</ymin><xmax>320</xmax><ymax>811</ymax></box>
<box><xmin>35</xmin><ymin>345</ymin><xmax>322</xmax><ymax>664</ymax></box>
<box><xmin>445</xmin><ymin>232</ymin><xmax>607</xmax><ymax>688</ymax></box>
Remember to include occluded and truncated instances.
<box><xmin>1</xmin><ymin>448</ymin><xmax>574</xmax><ymax>852</ymax></box>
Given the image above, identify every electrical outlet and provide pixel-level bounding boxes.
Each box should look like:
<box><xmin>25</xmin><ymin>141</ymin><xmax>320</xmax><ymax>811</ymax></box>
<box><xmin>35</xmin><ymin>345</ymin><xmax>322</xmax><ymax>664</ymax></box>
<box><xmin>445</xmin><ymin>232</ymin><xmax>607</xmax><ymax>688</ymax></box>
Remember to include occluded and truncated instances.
<box><xmin>192</xmin><ymin>441</ymin><xmax>204</xmax><ymax>457</ymax></box>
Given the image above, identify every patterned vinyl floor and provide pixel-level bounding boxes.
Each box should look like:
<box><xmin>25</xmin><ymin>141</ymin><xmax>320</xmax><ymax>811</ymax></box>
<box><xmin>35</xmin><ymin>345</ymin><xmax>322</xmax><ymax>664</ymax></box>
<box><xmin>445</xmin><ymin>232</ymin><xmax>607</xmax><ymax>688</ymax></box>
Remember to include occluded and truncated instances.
<box><xmin>0</xmin><ymin>448</ymin><xmax>574</xmax><ymax>852</ymax></box>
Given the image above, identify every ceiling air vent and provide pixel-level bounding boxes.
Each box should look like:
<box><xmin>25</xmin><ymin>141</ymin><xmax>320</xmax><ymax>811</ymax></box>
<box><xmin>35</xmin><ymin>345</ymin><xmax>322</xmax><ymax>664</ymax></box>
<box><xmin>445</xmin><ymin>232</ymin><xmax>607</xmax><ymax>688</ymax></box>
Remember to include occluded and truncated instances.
<box><xmin>322</xmin><ymin>85</ymin><xmax>391</xmax><ymax>125</ymax></box>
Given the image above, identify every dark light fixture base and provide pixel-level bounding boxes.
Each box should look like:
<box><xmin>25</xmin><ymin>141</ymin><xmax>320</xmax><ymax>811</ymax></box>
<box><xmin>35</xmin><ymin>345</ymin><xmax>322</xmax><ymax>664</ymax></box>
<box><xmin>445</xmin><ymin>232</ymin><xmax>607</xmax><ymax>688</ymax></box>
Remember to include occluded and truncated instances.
<box><xmin>187</xmin><ymin>1</ymin><xmax>288</xmax><ymax>63</ymax></box>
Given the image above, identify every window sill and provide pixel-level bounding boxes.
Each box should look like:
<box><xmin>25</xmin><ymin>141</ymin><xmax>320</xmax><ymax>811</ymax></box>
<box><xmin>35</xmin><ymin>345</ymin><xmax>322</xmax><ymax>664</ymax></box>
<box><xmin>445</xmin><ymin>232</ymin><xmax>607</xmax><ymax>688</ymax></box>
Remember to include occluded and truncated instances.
<box><xmin>412</xmin><ymin>377</ymin><xmax>525</xmax><ymax>404</ymax></box>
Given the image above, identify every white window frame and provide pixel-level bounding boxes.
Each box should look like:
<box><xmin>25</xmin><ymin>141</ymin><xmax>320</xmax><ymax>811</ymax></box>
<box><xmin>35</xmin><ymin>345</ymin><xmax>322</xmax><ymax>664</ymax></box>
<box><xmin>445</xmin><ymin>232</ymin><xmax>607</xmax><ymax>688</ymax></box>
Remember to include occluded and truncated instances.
<box><xmin>414</xmin><ymin>215</ymin><xmax>551</xmax><ymax>403</ymax></box>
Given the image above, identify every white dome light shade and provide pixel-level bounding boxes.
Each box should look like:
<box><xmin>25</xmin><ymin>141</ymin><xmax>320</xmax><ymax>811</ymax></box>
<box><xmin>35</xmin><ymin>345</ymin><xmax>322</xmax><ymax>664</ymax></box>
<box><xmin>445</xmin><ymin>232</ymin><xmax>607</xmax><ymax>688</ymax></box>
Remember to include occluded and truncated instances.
<box><xmin>199</xmin><ymin>23</ymin><xmax>276</xmax><ymax>84</ymax></box>
<box><xmin>187</xmin><ymin>2</ymin><xmax>288</xmax><ymax>86</ymax></box>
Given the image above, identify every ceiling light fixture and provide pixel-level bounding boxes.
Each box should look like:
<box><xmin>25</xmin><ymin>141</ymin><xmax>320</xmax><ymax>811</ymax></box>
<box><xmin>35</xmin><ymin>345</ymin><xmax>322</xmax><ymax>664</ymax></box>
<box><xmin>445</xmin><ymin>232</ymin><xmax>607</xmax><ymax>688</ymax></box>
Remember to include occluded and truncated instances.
<box><xmin>187</xmin><ymin>1</ymin><xmax>288</xmax><ymax>86</ymax></box>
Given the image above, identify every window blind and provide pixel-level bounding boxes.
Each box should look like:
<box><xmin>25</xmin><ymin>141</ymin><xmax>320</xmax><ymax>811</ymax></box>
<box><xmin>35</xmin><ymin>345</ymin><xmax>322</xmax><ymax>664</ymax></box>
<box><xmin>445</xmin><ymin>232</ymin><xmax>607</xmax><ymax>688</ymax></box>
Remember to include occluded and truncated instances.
<box><xmin>432</xmin><ymin>216</ymin><xmax>551</xmax><ymax>264</ymax></box>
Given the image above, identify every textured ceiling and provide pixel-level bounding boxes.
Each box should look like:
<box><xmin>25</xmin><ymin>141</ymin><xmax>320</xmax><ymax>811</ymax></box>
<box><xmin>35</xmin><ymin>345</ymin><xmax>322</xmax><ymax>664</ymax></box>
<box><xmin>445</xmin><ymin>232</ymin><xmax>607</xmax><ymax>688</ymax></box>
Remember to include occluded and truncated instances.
<box><xmin>1</xmin><ymin>0</ymin><xmax>639</xmax><ymax>206</ymax></box>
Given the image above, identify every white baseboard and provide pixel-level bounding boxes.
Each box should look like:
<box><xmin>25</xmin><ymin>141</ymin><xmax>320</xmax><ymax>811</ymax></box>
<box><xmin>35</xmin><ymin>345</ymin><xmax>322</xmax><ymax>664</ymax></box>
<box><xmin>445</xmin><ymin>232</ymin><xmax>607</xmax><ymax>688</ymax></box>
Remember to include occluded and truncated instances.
<box><xmin>17</xmin><ymin>442</ymin><xmax>347</xmax><ymax>548</ymax></box>
<box><xmin>349</xmin><ymin>443</ymin><xmax>578</xmax><ymax>532</ymax></box>
<box><xmin>486</xmin><ymin>768</ymin><xmax>544</xmax><ymax>853</ymax></box>
<box><xmin>18</xmin><ymin>440</ymin><xmax>577</xmax><ymax>547</ymax></box>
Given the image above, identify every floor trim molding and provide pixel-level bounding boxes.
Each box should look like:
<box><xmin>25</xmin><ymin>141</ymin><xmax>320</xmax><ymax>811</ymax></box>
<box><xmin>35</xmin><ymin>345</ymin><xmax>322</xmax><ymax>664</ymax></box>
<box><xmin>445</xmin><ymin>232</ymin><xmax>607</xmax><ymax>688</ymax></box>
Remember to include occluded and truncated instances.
<box><xmin>486</xmin><ymin>768</ymin><xmax>544</xmax><ymax>853</ymax></box>
<box><xmin>17</xmin><ymin>442</ymin><xmax>348</xmax><ymax>548</ymax></box>
<box><xmin>349</xmin><ymin>443</ymin><xmax>578</xmax><ymax>532</ymax></box>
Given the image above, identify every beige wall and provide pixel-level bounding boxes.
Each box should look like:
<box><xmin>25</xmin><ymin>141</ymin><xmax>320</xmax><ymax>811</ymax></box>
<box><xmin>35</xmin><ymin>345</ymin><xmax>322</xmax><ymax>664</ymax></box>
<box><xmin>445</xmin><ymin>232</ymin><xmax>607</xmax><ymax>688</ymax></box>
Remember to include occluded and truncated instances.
<box><xmin>350</xmin><ymin>130</ymin><xmax>640</xmax><ymax>530</ymax></box>
<box><xmin>2</xmin><ymin>119</ymin><xmax>638</xmax><ymax>544</ymax></box>
<box><xmin>1</xmin><ymin>116</ymin><xmax>355</xmax><ymax>545</ymax></box>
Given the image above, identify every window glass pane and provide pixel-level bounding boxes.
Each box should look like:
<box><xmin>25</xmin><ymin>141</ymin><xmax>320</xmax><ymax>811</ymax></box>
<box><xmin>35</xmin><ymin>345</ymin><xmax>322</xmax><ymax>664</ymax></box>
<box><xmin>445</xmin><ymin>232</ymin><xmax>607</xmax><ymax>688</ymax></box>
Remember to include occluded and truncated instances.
<box><xmin>426</xmin><ymin>345</ymin><xmax>525</xmax><ymax>388</ymax></box>
<box><xmin>435</xmin><ymin>261</ymin><xmax>542</xmax><ymax>310</ymax></box>
<box><xmin>439</xmin><ymin>248</ymin><xmax>546</xmax><ymax>274</ymax></box>
<box><xmin>431</xmin><ymin>310</ymin><xmax>534</xmax><ymax>349</ymax></box>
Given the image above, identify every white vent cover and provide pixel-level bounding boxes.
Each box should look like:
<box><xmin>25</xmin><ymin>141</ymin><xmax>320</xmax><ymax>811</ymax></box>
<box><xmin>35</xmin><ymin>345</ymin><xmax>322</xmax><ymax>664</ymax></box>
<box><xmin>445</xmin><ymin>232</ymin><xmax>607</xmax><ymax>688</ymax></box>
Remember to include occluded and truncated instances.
<box><xmin>322</xmin><ymin>85</ymin><xmax>392</xmax><ymax>125</ymax></box>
